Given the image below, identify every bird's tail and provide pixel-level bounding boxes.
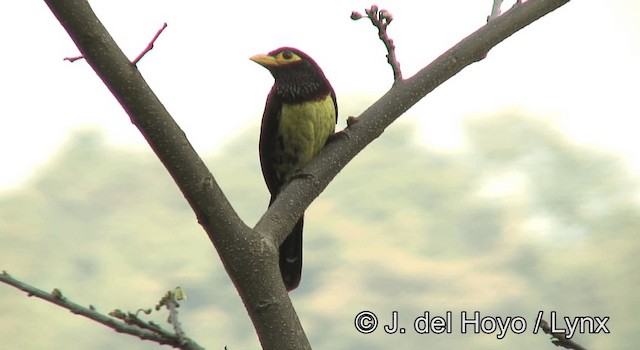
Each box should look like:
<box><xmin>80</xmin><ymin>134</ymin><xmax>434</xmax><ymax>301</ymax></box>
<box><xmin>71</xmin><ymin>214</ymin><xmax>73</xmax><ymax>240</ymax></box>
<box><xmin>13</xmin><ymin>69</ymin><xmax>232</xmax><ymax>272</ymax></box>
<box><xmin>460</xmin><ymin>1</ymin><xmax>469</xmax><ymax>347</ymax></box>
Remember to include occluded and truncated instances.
<box><xmin>279</xmin><ymin>215</ymin><xmax>304</xmax><ymax>291</ymax></box>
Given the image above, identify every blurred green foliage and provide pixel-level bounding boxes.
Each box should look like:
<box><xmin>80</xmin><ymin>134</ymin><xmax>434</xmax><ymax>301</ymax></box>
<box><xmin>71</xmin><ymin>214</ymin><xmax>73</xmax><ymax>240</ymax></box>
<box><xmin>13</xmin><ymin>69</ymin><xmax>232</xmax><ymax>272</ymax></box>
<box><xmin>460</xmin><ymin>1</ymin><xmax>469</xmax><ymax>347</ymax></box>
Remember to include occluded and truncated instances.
<box><xmin>0</xmin><ymin>113</ymin><xmax>637</xmax><ymax>349</ymax></box>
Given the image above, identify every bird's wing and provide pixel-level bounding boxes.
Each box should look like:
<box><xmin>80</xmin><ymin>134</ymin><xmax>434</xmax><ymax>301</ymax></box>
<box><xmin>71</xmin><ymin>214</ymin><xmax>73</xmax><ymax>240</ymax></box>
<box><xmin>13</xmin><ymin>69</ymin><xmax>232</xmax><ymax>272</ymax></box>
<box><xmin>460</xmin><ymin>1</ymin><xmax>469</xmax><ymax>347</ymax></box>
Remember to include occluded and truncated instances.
<box><xmin>330</xmin><ymin>88</ymin><xmax>338</xmax><ymax>124</ymax></box>
<box><xmin>259</xmin><ymin>86</ymin><xmax>283</xmax><ymax>198</ymax></box>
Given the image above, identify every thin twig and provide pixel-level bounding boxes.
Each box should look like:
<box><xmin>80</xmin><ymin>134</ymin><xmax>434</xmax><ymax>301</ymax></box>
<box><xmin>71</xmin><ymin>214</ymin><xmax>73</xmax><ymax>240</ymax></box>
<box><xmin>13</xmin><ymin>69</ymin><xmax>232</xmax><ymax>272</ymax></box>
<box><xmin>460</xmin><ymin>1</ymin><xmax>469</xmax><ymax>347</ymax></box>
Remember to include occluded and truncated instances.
<box><xmin>352</xmin><ymin>5</ymin><xmax>402</xmax><ymax>82</ymax></box>
<box><xmin>0</xmin><ymin>271</ymin><xmax>203</xmax><ymax>350</ymax></box>
<box><xmin>63</xmin><ymin>54</ymin><xmax>85</xmax><ymax>62</ymax></box>
<box><xmin>488</xmin><ymin>0</ymin><xmax>504</xmax><ymax>20</ymax></box>
<box><xmin>132</xmin><ymin>22</ymin><xmax>168</xmax><ymax>65</ymax></box>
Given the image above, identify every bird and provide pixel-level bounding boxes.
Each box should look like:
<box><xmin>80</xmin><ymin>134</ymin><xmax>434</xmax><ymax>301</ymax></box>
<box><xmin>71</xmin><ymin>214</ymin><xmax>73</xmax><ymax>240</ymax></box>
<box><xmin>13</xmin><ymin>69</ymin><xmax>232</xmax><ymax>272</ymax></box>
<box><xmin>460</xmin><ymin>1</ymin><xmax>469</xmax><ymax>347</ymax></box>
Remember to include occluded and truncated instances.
<box><xmin>250</xmin><ymin>47</ymin><xmax>337</xmax><ymax>291</ymax></box>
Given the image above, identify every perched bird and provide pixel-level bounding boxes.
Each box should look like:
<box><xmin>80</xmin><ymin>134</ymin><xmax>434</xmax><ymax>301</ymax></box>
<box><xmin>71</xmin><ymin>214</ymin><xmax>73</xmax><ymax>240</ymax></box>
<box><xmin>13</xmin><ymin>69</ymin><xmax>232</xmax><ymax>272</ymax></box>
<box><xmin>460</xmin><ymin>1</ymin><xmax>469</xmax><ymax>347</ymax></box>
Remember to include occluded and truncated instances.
<box><xmin>251</xmin><ymin>47</ymin><xmax>337</xmax><ymax>291</ymax></box>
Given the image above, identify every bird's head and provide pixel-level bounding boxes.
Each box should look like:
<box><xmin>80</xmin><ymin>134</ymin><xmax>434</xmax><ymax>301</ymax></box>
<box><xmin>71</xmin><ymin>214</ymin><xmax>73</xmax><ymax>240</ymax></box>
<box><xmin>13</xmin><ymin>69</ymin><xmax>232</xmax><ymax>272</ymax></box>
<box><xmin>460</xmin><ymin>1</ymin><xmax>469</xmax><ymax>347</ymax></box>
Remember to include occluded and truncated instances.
<box><xmin>250</xmin><ymin>47</ymin><xmax>332</xmax><ymax>103</ymax></box>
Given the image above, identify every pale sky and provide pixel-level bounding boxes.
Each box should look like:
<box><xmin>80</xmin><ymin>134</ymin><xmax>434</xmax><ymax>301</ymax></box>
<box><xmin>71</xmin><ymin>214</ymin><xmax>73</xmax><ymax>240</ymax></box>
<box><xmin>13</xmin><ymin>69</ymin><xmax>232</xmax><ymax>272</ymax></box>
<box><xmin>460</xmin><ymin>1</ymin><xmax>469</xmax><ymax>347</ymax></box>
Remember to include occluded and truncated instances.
<box><xmin>2</xmin><ymin>1</ymin><xmax>639</xmax><ymax>189</ymax></box>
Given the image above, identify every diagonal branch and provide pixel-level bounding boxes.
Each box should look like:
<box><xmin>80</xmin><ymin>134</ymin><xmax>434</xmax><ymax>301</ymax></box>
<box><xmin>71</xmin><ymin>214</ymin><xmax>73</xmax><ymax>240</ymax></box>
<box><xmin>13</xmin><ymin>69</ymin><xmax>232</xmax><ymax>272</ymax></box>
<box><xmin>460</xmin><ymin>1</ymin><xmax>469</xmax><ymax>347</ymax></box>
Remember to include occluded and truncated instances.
<box><xmin>0</xmin><ymin>271</ymin><xmax>203</xmax><ymax>350</ymax></box>
<box><xmin>255</xmin><ymin>0</ymin><xmax>572</xmax><ymax>251</ymax></box>
<box><xmin>44</xmin><ymin>1</ymin><xmax>240</xmax><ymax>239</ymax></box>
<box><xmin>44</xmin><ymin>1</ymin><xmax>304</xmax><ymax>349</ymax></box>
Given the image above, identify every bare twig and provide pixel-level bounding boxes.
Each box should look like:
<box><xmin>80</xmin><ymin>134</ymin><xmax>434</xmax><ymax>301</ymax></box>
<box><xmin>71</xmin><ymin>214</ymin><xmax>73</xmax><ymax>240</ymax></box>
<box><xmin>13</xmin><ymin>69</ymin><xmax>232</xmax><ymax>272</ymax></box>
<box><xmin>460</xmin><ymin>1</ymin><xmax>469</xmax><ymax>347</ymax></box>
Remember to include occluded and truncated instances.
<box><xmin>63</xmin><ymin>54</ymin><xmax>85</xmax><ymax>62</ymax></box>
<box><xmin>352</xmin><ymin>5</ymin><xmax>402</xmax><ymax>82</ymax></box>
<box><xmin>0</xmin><ymin>271</ymin><xmax>203</xmax><ymax>350</ymax></box>
<box><xmin>488</xmin><ymin>0</ymin><xmax>504</xmax><ymax>20</ymax></box>
<box><xmin>540</xmin><ymin>320</ymin><xmax>588</xmax><ymax>350</ymax></box>
<box><xmin>63</xmin><ymin>22</ymin><xmax>168</xmax><ymax>65</ymax></box>
<box><xmin>132</xmin><ymin>22</ymin><xmax>168</xmax><ymax>65</ymax></box>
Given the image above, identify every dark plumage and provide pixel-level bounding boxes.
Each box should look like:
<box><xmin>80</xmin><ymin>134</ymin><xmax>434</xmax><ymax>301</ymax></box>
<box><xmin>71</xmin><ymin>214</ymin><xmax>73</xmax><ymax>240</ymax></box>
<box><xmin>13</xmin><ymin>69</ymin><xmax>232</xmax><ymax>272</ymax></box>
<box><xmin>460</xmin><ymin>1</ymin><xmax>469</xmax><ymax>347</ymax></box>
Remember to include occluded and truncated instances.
<box><xmin>251</xmin><ymin>47</ymin><xmax>337</xmax><ymax>291</ymax></box>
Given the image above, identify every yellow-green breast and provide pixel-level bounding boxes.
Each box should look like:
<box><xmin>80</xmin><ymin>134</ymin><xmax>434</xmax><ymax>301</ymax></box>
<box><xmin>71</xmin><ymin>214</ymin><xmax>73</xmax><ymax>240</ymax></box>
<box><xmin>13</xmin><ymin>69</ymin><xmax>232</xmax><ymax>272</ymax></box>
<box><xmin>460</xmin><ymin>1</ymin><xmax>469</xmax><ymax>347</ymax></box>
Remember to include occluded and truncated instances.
<box><xmin>273</xmin><ymin>94</ymin><xmax>336</xmax><ymax>177</ymax></box>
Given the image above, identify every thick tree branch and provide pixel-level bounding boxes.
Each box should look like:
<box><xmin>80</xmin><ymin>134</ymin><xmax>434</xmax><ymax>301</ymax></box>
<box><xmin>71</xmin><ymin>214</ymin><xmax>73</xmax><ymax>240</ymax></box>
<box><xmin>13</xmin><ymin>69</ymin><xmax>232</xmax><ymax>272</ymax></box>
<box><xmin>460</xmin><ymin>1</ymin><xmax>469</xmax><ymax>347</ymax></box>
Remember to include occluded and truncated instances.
<box><xmin>256</xmin><ymin>0</ymin><xmax>571</xmax><ymax>252</ymax></box>
<box><xmin>44</xmin><ymin>1</ymin><xmax>305</xmax><ymax>350</ymax></box>
<box><xmin>0</xmin><ymin>271</ymin><xmax>203</xmax><ymax>350</ymax></box>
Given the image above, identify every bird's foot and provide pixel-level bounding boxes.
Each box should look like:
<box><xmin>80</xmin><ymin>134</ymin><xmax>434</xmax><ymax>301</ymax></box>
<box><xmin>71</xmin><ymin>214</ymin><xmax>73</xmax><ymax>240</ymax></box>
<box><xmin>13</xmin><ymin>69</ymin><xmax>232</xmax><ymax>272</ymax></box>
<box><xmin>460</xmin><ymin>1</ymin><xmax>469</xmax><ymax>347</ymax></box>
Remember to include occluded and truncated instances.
<box><xmin>288</xmin><ymin>168</ymin><xmax>314</xmax><ymax>183</ymax></box>
<box><xmin>325</xmin><ymin>130</ymin><xmax>349</xmax><ymax>144</ymax></box>
<box><xmin>346</xmin><ymin>116</ymin><xmax>360</xmax><ymax>127</ymax></box>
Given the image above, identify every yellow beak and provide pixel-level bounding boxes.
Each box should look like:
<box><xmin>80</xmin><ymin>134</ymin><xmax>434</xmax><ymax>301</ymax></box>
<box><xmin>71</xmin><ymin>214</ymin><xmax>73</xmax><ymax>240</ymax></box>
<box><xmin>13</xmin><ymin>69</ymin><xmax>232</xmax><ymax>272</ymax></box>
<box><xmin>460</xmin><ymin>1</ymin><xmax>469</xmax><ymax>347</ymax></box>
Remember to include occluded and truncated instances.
<box><xmin>250</xmin><ymin>54</ymin><xmax>278</xmax><ymax>67</ymax></box>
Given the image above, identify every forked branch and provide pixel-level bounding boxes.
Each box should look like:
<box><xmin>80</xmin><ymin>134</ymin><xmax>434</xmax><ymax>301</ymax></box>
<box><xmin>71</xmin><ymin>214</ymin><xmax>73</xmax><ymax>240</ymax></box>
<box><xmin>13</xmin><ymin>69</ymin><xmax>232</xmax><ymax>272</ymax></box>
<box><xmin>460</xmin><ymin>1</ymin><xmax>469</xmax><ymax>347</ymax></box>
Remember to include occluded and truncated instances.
<box><xmin>0</xmin><ymin>271</ymin><xmax>203</xmax><ymax>350</ymax></box>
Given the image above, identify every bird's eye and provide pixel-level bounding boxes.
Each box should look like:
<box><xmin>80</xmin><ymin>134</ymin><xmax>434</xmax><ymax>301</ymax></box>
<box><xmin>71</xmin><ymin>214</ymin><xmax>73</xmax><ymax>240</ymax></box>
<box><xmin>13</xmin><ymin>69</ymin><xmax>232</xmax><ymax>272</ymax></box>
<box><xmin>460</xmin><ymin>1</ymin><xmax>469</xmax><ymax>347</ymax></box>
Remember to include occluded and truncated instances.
<box><xmin>273</xmin><ymin>50</ymin><xmax>301</xmax><ymax>64</ymax></box>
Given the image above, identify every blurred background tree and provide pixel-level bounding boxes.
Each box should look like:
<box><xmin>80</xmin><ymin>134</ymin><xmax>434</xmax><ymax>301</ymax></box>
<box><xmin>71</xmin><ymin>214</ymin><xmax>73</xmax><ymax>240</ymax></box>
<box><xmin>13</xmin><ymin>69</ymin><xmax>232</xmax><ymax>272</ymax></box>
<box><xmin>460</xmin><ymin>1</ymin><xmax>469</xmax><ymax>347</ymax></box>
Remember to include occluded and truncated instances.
<box><xmin>0</xmin><ymin>111</ymin><xmax>636</xmax><ymax>349</ymax></box>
